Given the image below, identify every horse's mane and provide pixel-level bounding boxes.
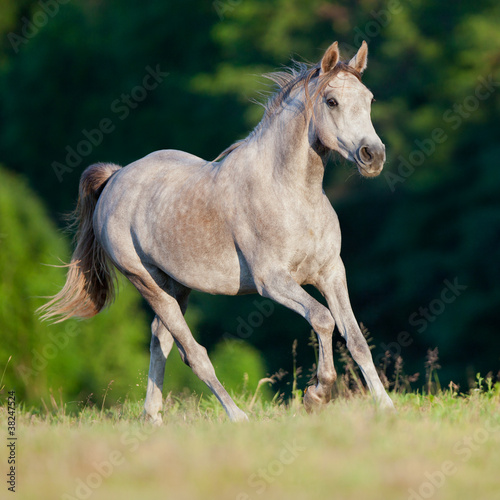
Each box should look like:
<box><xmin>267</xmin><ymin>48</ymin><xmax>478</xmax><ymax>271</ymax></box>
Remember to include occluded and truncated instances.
<box><xmin>214</xmin><ymin>60</ymin><xmax>362</xmax><ymax>162</ymax></box>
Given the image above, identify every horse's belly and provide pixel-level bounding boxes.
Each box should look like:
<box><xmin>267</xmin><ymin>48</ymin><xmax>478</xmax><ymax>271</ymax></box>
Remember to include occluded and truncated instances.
<box><xmin>172</xmin><ymin>265</ymin><xmax>257</xmax><ymax>296</ymax></box>
<box><xmin>143</xmin><ymin>221</ymin><xmax>257</xmax><ymax>296</ymax></box>
<box><xmin>157</xmin><ymin>248</ymin><xmax>256</xmax><ymax>295</ymax></box>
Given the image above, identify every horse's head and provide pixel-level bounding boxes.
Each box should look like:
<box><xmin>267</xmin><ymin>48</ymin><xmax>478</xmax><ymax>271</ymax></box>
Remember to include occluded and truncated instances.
<box><xmin>311</xmin><ymin>41</ymin><xmax>385</xmax><ymax>178</ymax></box>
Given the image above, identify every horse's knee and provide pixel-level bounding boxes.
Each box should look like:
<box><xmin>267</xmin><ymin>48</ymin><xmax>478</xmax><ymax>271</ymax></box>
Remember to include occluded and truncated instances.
<box><xmin>312</xmin><ymin>308</ymin><xmax>335</xmax><ymax>337</ymax></box>
<box><xmin>190</xmin><ymin>345</ymin><xmax>215</xmax><ymax>378</ymax></box>
<box><xmin>179</xmin><ymin>342</ymin><xmax>215</xmax><ymax>380</ymax></box>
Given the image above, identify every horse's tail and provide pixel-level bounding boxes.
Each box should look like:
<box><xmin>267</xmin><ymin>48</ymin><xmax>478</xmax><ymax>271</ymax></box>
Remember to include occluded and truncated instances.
<box><xmin>37</xmin><ymin>162</ymin><xmax>122</xmax><ymax>323</ymax></box>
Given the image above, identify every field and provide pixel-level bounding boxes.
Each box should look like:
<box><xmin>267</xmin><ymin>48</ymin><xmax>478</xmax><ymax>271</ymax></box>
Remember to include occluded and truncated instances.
<box><xmin>2</xmin><ymin>388</ymin><xmax>500</xmax><ymax>500</ymax></box>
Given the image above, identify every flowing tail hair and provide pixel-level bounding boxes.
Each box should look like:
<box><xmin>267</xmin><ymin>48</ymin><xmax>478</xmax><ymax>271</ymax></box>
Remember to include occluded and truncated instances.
<box><xmin>37</xmin><ymin>162</ymin><xmax>122</xmax><ymax>323</ymax></box>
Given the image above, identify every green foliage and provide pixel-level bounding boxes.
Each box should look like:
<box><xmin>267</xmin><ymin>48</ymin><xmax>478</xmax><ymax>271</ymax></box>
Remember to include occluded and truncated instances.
<box><xmin>0</xmin><ymin>0</ymin><xmax>499</xmax><ymax>401</ymax></box>
<box><xmin>211</xmin><ymin>339</ymin><xmax>271</xmax><ymax>397</ymax></box>
<box><xmin>161</xmin><ymin>338</ymin><xmax>272</xmax><ymax>400</ymax></box>
<box><xmin>0</xmin><ymin>166</ymin><xmax>150</xmax><ymax>407</ymax></box>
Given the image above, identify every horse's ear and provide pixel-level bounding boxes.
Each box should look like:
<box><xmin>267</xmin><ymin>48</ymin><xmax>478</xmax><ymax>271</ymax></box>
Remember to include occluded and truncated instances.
<box><xmin>348</xmin><ymin>41</ymin><xmax>368</xmax><ymax>74</ymax></box>
<box><xmin>320</xmin><ymin>41</ymin><xmax>339</xmax><ymax>74</ymax></box>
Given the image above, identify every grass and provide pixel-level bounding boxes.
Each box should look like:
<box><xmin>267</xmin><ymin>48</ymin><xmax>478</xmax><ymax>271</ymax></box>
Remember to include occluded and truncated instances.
<box><xmin>1</xmin><ymin>387</ymin><xmax>500</xmax><ymax>500</ymax></box>
<box><xmin>1</xmin><ymin>333</ymin><xmax>499</xmax><ymax>499</ymax></box>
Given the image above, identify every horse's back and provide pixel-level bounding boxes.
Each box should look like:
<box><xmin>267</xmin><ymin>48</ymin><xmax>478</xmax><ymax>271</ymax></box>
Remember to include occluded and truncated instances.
<box><xmin>94</xmin><ymin>149</ymin><xmax>253</xmax><ymax>295</ymax></box>
<box><xmin>95</xmin><ymin>148</ymin><xmax>207</xmax><ymax>238</ymax></box>
<box><xmin>120</xmin><ymin>149</ymin><xmax>208</xmax><ymax>181</ymax></box>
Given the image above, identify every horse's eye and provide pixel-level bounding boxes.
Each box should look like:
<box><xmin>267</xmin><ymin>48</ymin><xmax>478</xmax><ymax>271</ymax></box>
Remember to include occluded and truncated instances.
<box><xmin>326</xmin><ymin>98</ymin><xmax>338</xmax><ymax>108</ymax></box>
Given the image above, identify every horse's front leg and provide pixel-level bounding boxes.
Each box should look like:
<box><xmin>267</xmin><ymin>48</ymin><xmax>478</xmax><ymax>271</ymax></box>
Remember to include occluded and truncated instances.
<box><xmin>317</xmin><ymin>259</ymin><xmax>394</xmax><ymax>410</ymax></box>
<box><xmin>255</xmin><ymin>271</ymin><xmax>337</xmax><ymax>411</ymax></box>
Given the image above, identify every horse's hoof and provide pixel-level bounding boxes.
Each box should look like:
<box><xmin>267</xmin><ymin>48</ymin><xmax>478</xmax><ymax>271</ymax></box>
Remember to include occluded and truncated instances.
<box><xmin>143</xmin><ymin>410</ymin><xmax>163</xmax><ymax>426</ymax></box>
<box><xmin>303</xmin><ymin>386</ymin><xmax>323</xmax><ymax>413</ymax></box>
<box><xmin>230</xmin><ymin>409</ymin><xmax>249</xmax><ymax>422</ymax></box>
<box><xmin>377</xmin><ymin>395</ymin><xmax>397</xmax><ymax>413</ymax></box>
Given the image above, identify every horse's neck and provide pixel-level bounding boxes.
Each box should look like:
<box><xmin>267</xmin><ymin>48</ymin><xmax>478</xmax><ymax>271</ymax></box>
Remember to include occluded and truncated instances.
<box><xmin>249</xmin><ymin>102</ymin><xmax>326</xmax><ymax>203</ymax></box>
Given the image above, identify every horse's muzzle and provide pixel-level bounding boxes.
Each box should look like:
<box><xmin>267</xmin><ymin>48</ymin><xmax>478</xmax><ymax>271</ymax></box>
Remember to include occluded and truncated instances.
<box><xmin>356</xmin><ymin>142</ymin><xmax>386</xmax><ymax>177</ymax></box>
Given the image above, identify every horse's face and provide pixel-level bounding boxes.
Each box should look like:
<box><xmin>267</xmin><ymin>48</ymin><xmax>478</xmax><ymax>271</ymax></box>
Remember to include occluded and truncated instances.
<box><xmin>313</xmin><ymin>42</ymin><xmax>386</xmax><ymax>178</ymax></box>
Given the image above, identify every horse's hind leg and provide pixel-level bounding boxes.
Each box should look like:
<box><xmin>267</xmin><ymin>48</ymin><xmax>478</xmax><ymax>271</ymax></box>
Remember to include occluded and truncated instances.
<box><xmin>144</xmin><ymin>316</ymin><xmax>173</xmax><ymax>424</ymax></box>
<box><xmin>144</xmin><ymin>288</ymin><xmax>190</xmax><ymax>425</ymax></box>
<box><xmin>130</xmin><ymin>267</ymin><xmax>248</xmax><ymax>422</ymax></box>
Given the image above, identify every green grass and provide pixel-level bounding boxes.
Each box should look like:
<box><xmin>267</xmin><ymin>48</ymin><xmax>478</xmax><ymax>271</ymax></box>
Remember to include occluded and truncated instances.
<box><xmin>1</xmin><ymin>388</ymin><xmax>500</xmax><ymax>500</ymax></box>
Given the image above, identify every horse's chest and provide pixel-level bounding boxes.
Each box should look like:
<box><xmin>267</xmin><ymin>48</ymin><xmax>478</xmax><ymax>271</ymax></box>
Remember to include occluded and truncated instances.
<box><xmin>288</xmin><ymin>243</ymin><xmax>330</xmax><ymax>284</ymax></box>
<box><xmin>286</xmin><ymin>217</ymin><xmax>341</xmax><ymax>284</ymax></box>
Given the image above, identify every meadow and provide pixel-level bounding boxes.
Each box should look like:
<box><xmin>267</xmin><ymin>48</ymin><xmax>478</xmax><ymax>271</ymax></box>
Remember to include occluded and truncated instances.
<box><xmin>2</xmin><ymin>2</ymin><xmax>500</xmax><ymax>499</ymax></box>
<box><xmin>2</xmin><ymin>382</ymin><xmax>499</xmax><ymax>500</ymax></box>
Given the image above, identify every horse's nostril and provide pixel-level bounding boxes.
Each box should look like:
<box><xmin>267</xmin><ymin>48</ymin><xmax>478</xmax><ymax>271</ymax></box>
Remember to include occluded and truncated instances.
<box><xmin>360</xmin><ymin>146</ymin><xmax>373</xmax><ymax>163</ymax></box>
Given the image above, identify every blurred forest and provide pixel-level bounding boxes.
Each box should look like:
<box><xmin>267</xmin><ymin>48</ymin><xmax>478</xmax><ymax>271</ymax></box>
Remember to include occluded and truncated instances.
<box><xmin>0</xmin><ymin>0</ymin><xmax>499</xmax><ymax>408</ymax></box>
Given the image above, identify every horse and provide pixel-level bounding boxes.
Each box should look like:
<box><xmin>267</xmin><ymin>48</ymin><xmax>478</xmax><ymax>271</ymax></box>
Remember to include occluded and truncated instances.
<box><xmin>39</xmin><ymin>41</ymin><xmax>394</xmax><ymax>422</ymax></box>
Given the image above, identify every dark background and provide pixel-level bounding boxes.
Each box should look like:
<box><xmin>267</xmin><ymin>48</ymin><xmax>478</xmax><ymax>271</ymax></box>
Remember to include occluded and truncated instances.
<box><xmin>1</xmin><ymin>0</ymin><xmax>499</xmax><ymax>406</ymax></box>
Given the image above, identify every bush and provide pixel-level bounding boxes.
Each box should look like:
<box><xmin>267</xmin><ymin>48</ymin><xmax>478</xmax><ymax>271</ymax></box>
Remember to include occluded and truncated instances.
<box><xmin>0</xmin><ymin>166</ymin><xmax>150</xmax><ymax>408</ymax></box>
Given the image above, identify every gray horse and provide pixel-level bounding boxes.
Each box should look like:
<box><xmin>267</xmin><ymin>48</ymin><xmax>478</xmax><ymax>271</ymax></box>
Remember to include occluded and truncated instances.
<box><xmin>39</xmin><ymin>41</ymin><xmax>394</xmax><ymax>422</ymax></box>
